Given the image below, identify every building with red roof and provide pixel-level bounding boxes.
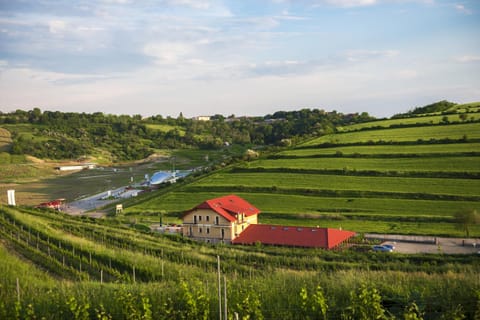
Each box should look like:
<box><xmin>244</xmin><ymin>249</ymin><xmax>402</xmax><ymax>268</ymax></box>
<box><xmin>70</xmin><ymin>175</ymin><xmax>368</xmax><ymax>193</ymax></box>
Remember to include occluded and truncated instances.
<box><xmin>181</xmin><ymin>194</ymin><xmax>355</xmax><ymax>248</ymax></box>
<box><xmin>232</xmin><ymin>224</ymin><xmax>356</xmax><ymax>249</ymax></box>
<box><xmin>181</xmin><ymin>194</ymin><xmax>260</xmax><ymax>244</ymax></box>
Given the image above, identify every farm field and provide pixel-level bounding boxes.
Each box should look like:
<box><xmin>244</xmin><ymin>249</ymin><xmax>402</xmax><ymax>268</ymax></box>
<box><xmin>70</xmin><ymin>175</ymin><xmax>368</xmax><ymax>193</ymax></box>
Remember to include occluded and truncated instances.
<box><xmin>1</xmin><ymin>205</ymin><xmax>479</xmax><ymax>319</ymax></box>
<box><xmin>190</xmin><ymin>172</ymin><xmax>480</xmax><ymax>197</ymax></box>
<box><xmin>337</xmin><ymin>113</ymin><xmax>480</xmax><ymax>132</ymax></box>
<box><xmin>302</xmin><ymin>122</ymin><xmax>480</xmax><ymax>146</ymax></box>
<box><xmin>244</xmin><ymin>156</ymin><xmax>480</xmax><ymax>172</ymax></box>
<box><xmin>277</xmin><ymin>142</ymin><xmax>480</xmax><ymax>156</ymax></box>
<box><xmin>127</xmin><ymin>119</ymin><xmax>480</xmax><ymax>238</ymax></box>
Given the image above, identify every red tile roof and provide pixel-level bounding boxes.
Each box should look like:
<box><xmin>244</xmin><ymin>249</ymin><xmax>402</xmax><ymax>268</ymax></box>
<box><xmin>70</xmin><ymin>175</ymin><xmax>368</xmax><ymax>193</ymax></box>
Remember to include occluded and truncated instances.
<box><xmin>183</xmin><ymin>194</ymin><xmax>260</xmax><ymax>222</ymax></box>
<box><xmin>232</xmin><ymin>224</ymin><xmax>355</xmax><ymax>249</ymax></box>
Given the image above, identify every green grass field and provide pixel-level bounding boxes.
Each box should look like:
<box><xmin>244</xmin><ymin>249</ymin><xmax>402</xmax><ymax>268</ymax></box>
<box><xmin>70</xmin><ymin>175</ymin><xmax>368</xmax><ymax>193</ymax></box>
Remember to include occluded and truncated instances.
<box><xmin>0</xmin><ymin>128</ymin><xmax>12</xmax><ymax>152</ymax></box>
<box><xmin>1</xmin><ymin>206</ymin><xmax>478</xmax><ymax>319</ymax></box>
<box><xmin>190</xmin><ymin>172</ymin><xmax>480</xmax><ymax>197</ymax></box>
<box><xmin>338</xmin><ymin>113</ymin><xmax>480</xmax><ymax>132</ymax></box>
<box><xmin>302</xmin><ymin>122</ymin><xmax>480</xmax><ymax>146</ymax></box>
<box><xmin>126</xmin><ymin>119</ymin><xmax>480</xmax><ymax>237</ymax></box>
<box><xmin>145</xmin><ymin>123</ymin><xmax>186</xmax><ymax>136</ymax></box>
<box><xmin>278</xmin><ymin>142</ymin><xmax>480</xmax><ymax>156</ymax></box>
<box><xmin>245</xmin><ymin>156</ymin><xmax>480</xmax><ymax>172</ymax></box>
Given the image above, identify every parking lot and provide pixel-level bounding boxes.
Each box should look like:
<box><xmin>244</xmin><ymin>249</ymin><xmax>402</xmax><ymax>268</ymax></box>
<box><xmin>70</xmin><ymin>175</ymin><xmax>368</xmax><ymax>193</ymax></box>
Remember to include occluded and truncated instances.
<box><xmin>380</xmin><ymin>238</ymin><xmax>479</xmax><ymax>254</ymax></box>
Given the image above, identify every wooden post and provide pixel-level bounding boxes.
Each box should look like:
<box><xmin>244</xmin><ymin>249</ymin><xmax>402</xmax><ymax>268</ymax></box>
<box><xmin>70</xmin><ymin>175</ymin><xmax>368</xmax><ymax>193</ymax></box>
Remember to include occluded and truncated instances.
<box><xmin>16</xmin><ymin>278</ymin><xmax>20</xmax><ymax>303</ymax></box>
<box><xmin>218</xmin><ymin>255</ymin><xmax>222</xmax><ymax>320</ymax></box>
<box><xmin>101</xmin><ymin>269</ymin><xmax>103</xmax><ymax>284</ymax></box>
<box><xmin>133</xmin><ymin>266</ymin><xmax>136</xmax><ymax>283</ymax></box>
<box><xmin>63</xmin><ymin>256</ymin><xmax>65</xmax><ymax>267</ymax></box>
<box><xmin>224</xmin><ymin>275</ymin><xmax>227</xmax><ymax>320</ymax></box>
<box><xmin>161</xmin><ymin>261</ymin><xmax>164</xmax><ymax>278</ymax></box>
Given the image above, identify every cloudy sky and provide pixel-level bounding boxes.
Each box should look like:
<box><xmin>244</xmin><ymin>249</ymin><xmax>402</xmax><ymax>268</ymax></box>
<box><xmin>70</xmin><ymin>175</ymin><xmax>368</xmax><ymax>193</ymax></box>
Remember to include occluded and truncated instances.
<box><xmin>0</xmin><ymin>0</ymin><xmax>479</xmax><ymax>118</ymax></box>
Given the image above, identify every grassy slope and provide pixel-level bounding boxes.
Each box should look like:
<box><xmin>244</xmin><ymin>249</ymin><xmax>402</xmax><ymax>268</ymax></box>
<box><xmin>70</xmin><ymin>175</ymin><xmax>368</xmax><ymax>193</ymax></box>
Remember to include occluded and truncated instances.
<box><xmin>0</xmin><ymin>206</ymin><xmax>478</xmax><ymax>319</ymax></box>
<box><xmin>338</xmin><ymin>112</ymin><xmax>480</xmax><ymax>132</ymax></box>
<box><xmin>127</xmin><ymin>115</ymin><xmax>480</xmax><ymax>237</ymax></box>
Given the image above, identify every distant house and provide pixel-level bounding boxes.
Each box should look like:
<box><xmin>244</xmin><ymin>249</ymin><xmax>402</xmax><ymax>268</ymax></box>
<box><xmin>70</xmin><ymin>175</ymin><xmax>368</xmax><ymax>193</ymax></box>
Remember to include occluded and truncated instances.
<box><xmin>181</xmin><ymin>195</ymin><xmax>355</xmax><ymax>248</ymax></box>
<box><xmin>181</xmin><ymin>195</ymin><xmax>260</xmax><ymax>244</ymax></box>
<box><xmin>55</xmin><ymin>163</ymin><xmax>96</xmax><ymax>171</ymax></box>
<box><xmin>192</xmin><ymin>116</ymin><xmax>211</xmax><ymax>121</ymax></box>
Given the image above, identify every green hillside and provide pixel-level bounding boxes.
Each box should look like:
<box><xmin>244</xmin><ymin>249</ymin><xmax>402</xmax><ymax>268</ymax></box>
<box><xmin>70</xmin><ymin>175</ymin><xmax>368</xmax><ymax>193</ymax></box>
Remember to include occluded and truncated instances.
<box><xmin>1</xmin><ymin>206</ymin><xmax>478</xmax><ymax>319</ymax></box>
<box><xmin>0</xmin><ymin>127</ymin><xmax>12</xmax><ymax>152</ymax></box>
<box><xmin>126</xmin><ymin>114</ymin><xmax>480</xmax><ymax>237</ymax></box>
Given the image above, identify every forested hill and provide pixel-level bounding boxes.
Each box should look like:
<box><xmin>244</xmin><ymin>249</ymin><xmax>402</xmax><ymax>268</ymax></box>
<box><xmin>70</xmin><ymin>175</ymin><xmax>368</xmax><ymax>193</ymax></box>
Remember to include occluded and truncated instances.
<box><xmin>0</xmin><ymin>108</ymin><xmax>374</xmax><ymax>161</ymax></box>
<box><xmin>1</xmin><ymin>100</ymin><xmax>478</xmax><ymax>161</ymax></box>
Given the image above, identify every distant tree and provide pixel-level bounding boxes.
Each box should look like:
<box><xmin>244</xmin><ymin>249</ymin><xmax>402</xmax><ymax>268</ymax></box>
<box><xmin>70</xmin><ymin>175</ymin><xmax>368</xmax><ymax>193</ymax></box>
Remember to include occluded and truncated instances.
<box><xmin>454</xmin><ymin>209</ymin><xmax>478</xmax><ymax>237</ymax></box>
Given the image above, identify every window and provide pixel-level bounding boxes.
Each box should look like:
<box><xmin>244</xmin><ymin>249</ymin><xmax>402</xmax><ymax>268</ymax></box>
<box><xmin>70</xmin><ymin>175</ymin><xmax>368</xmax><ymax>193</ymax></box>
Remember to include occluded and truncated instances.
<box><xmin>194</xmin><ymin>215</ymin><xmax>197</xmax><ymax>224</ymax></box>
<box><xmin>206</xmin><ymin>216</ymin><xmax>210</xmax><ymax>222</ymax></box>
<box><xmin>199</xmin><ymin>216</ymin><xmax>202</xmax><ymax>222</ymax></box>
<box><xmin>215</xmin><ymin>216</ymin><xmax>219</xmax><ymax>225</ymax></box>
<box><xmin>199</xmin><ymin>227</ymin><xmax>202</xmax><ymax>233</ymax></box>
<box><xmin>189</xmin><ymin>226</ymin><xmax>193</xmax><ymax>236</ymax></box>
<box><xmin>221</xmin><ymin>228</ymin><xmax>224</xmax><ymax>239</ymax></box>
<box><xmin>207</xmin><ymin>227</ymin><xmax>210</xmax><ymax>234</ymax></box>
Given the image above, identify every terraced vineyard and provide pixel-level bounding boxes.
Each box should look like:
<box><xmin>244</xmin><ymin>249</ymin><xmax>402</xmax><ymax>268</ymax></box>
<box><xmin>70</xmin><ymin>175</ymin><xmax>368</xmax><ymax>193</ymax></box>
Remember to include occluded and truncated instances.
<box><xmin>1</xmin><ymin>206</ymin><xmax>479</xmax><ymax>319</ymax></box>
<box><xmin>127</xmin><ymin>113</ymin><xmax>480</xmax><ymax>237</ymax></box>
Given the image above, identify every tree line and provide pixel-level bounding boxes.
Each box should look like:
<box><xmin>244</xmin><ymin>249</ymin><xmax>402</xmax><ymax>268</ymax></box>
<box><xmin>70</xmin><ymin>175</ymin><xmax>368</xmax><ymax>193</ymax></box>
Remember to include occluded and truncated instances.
<box><xmin>0</xmin><ymin>108</ymin><xmax>374</xmax><ymax>160</ymax></box>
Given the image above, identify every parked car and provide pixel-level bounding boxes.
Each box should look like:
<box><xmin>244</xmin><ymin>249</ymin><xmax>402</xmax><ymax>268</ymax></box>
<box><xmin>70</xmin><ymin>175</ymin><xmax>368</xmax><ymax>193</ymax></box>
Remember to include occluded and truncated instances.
<box><xmin>382</xmin><ymin>243</ymin><xmax>395</xmax><ymax>251</ymax></box>
<box><xmin>372</xmin><ymin>245</ymin><xmax>393</xmax><ymax>252</ymax></box>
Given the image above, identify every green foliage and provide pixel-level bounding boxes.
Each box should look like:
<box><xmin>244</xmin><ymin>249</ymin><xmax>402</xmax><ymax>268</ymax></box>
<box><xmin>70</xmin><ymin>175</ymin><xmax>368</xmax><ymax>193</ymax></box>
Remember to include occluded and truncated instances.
<box><xmin>66</xmin><ymin>296</ymin><xmax>90</xmax><ymax>320</ymax></box>
<box><xmin>407</xmin><ymin>100</ymin><xmax>457</xmax><ymax>115</ymax></box>
<box><xmin>454</xmin><ymin>209</ymin><xmax>479</xmax><ymax>237</ymax></box>
<box><xmin>300</xmin><ymin>285</ymin><xmax>328</xmax><ymax>320</ymax></box>
<box><xmin>440</xmin><ymin>304</ymin><xmax>466</xmax><ymax>320</ymax></box>
<box><xmin>475</xmin><ymin>290</ymin><xmax>480</xmax><ymax>320</ymax></box>
<box><xmin>165</xmin><ymin>280</ymin><xmax>210</xmax><ymax>320</ymax></box>
<box><xmin>233</xmin><ymin>285</ymin><xmax>263</xmax><ymax>320</ymax></box>
<box><xmin>343</xmin><ymin>284</ymin><xmax>390</xmax><ymax>320</ymax></box>
<box><xmin>95</xmin><ymin>304</ymin><xmax>112</xmax><ymax>320</ymax></box>
<box><xmin>0</xmin><ymin>107</ymin><xmax>376</xmax><ymax>160</ymax></box>
<box><xmin>403</xmin><ymin>302</ymin><xmax>424</xmax><ymax>320</ymax></box>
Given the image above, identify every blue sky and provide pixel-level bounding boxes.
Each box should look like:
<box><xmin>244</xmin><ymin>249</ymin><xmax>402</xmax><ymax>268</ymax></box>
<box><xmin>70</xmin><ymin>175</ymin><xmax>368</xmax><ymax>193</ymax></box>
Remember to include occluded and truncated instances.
<box><xmin>0</xmin><ymin>0</ymin><xmax>479</xmax><ymax>118</ymax></box>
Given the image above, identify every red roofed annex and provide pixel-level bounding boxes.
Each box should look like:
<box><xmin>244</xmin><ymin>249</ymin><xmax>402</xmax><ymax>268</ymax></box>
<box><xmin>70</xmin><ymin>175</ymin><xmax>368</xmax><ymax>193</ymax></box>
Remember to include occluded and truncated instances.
<box><xmin>181</xmin><ymin>194</ymin><xmax>355</xmax><ymax>249</ymax></box>
<box><xmin>232</xmin><ymin>225</ymin><xmax>356</xmax><ymax>249</ymax></box>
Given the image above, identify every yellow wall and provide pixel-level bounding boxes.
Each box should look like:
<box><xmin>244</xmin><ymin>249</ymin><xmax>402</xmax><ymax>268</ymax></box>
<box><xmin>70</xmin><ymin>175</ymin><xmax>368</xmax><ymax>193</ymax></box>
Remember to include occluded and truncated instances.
<box><xmin>182</xmin><ymin>208</ymin><xmax>258</xmax><ymax>243</ymax></box>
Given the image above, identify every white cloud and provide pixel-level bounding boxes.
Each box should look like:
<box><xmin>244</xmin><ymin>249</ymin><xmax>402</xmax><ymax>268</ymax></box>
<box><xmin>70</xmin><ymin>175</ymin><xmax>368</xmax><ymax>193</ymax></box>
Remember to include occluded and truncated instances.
<box><xmin>325</xmin><ymin>0</ymin><xmax>377</xmax><ymax>7</ymax></box>
<box><xmin>143</xmin><ymin>42</ymin><xmax>193</xmax><ymax>64</ymax></box>
<box><xmin>456</xmin><ymin>55</ymin><xmax>480</xmax><ymax>63</ymax></box>
<box><xmin>48</xmin><ymin>20</ymin><xmax>67</xmax><ymax>34</ymax></box>
<box><xmin>345</xmin><ymin>50</ymin><xmax>399</xmax><ymax>62</ymax></box>
<box><xmin>167</xmin><ymin>0</ymin><xmax>212</xmax><ymax>9</ymax></box>
<box><xmin>454</xmin><ymin>4</ymin><xmax>472</xmax><ymax>15</ymax></box>
<box><xmin>397</xmin><ymin>69</ymin><xmax>418</xmax><ymax>79</ymax></box>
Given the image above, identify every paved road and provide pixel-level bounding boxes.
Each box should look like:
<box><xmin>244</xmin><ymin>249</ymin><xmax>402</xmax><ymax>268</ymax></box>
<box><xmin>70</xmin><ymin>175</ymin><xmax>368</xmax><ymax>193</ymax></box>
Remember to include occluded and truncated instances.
<box><xmin>64</xmin><ymin>186</ymin><xmax>141</xmax><ymax>217</ymax></box>
<box><xmin>381</xmin><ymin>238</ymin><xmax>479</xmax><ymax>254</ymax></box>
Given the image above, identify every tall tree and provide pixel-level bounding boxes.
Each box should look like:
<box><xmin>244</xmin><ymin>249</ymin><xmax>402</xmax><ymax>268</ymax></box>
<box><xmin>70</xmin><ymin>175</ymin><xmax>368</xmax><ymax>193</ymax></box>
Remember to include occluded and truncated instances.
<box><xmin>454</xmin><ymin>209</ymin><xmax>478</xmax><ymax>237</ymax></box>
